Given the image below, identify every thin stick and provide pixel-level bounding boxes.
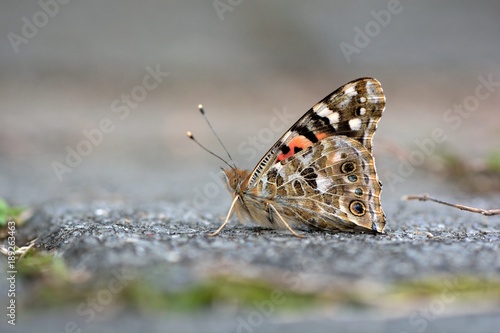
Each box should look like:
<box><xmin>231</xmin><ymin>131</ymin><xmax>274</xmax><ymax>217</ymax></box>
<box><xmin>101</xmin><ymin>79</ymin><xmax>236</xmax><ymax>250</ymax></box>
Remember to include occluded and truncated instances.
<box><xmin>207</xmin><ymin>195</ymin><xmax>239</xmax><ymax>236</ymax></box>
<box><xmin>198</xmin><ymin>104</ymin><xmax>236</xmax><ymax>168</ymax></box>
<box><xmin>186</xmin><ymin>131</ymin><xmax>234</xmax><ymax>170</ymax></box>
<box><xmin>402</xmin><ymin>194</ymin><xmax>500</xmax><ymax>216</ymax></box>
<box><xmin>269</xmin><ymin>204</ymin><xmax>305</xmax><ymax>238</ymax></box>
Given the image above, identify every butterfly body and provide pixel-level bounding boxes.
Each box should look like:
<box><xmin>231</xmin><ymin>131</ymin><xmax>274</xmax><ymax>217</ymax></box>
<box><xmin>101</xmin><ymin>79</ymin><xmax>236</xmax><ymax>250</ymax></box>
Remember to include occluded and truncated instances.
<box><xmin>216</xmin><ymin>77</ymin><xmax>386</xmax><ymax>235</ymax></box>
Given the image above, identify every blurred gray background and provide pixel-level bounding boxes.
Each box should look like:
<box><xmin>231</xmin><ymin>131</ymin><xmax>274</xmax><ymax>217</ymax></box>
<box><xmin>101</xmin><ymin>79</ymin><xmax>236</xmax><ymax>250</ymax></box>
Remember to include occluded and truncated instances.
<box><xmin>1</xmin><ymin>0</ymin><xmax>499</xmax><ymax>208</ymax></box>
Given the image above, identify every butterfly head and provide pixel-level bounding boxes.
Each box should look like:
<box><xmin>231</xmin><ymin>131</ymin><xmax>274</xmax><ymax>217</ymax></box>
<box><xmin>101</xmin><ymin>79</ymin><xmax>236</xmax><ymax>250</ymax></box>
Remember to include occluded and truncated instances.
<box><xmin>223</xmin><ymin>167</ymin><xmax>250</xmax><ymax>193</ymax></box>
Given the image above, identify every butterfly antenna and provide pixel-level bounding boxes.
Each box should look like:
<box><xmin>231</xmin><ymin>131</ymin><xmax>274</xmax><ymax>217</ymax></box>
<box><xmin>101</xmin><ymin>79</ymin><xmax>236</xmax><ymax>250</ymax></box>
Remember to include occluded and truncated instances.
<box><xmin>197</xmin><ymin>104</ymin><xmax>237</xmax><ymax>168</ymax></box>
<box><xmin>186</xmin><ymin>131</ymin><xmax>234</xmax><ymax>170</ymax></box>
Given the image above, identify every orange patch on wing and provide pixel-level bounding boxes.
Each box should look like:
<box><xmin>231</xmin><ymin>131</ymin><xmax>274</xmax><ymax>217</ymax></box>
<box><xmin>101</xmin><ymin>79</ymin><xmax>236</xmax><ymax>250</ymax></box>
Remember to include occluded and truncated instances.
<box><xmin>276</xmin><ymin>136</ymin><xmax>313</xmax><ymax>162</ymax></box>
<box><xmin>315</xmin><ymin>132</ymin><xmax>328</xmax><ymax>141</ymax></box>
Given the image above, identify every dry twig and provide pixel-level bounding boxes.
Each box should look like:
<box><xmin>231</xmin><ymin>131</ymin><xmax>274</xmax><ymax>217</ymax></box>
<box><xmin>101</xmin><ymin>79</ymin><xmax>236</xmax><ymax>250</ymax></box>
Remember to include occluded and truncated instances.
<box><xmin>402</xmin><ymin>194</ymin><xmax>500</xmax><ymax>216</ymax></box>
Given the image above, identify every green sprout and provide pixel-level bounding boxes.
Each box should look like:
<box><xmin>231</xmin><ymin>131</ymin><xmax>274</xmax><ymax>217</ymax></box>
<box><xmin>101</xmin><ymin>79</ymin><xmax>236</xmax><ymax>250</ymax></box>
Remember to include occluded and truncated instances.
<box><xmin>0</xmin><ymin>198</ymin><xmax>28</xmax><ymax>227</ymax></box>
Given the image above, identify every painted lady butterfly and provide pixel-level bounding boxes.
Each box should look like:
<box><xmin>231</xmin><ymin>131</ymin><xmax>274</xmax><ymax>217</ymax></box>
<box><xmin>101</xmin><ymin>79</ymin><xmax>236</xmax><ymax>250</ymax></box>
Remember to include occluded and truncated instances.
<box><xmin>189</xmin><ymin>77</ymin><xmax>386</xmax><ymax>236</ymax></box>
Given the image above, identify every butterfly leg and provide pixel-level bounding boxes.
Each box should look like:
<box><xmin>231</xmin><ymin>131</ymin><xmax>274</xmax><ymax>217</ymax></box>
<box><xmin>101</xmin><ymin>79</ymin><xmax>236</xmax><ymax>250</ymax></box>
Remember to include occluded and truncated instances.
<box><xmin>207</xmin><ymin>195</ymin><xmax>239</xmax><ymax>236</ymax></box>
<box><xmin>269</xmin><ymin>204</ymin><xmax>305</xmax><ymax>238</ymax></box>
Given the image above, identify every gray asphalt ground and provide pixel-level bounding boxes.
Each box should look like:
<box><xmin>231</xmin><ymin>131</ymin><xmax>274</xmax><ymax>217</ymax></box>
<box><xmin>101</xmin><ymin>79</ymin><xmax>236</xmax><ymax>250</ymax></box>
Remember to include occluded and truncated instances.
<box><xmin>1</xmin><ymin>192</ymin><xmax>499</xmax><ymax>333</ymax></box>
<box><xmin>15</xmin><ymin>198</ymin><xmax>500</xmax><ymax>284</ymax></box>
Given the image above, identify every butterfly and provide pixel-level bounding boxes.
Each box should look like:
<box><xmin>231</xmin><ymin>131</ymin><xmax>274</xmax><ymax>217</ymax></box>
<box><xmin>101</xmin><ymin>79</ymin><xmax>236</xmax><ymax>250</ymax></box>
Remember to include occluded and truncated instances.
<box><xmin>188</xmin><ymin>77</ymin><xmax>386</xmax><ymax>236</ymax></box>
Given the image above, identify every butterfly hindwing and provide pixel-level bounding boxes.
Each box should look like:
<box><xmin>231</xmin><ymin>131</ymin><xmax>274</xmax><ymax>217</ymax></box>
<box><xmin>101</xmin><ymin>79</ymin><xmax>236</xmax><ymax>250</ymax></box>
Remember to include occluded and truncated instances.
<box><xmin>252</xmin><ymin>136</ymin><xmax>385</xmax><ymax>232</ymax></box>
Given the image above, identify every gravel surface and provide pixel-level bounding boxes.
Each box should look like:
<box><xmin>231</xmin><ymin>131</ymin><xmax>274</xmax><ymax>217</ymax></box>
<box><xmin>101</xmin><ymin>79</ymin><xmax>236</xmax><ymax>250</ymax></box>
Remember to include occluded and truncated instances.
<box><xmin>1</xmin><ymin>195</ymin><xmax>499</xmax><ymax>333</ymax></box>
<box><xmin>16</xmin><ymin>199</ymin><xmax>500</xmax><ymax>283</ymax></box>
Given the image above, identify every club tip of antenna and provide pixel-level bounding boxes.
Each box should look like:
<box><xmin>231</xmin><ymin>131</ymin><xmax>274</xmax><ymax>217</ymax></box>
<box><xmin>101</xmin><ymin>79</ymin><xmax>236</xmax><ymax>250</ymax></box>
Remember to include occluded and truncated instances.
<box><xmin>186</xmin><ymin>131</ymin><xmax>194</xmax><ymax>139</ymax></box>
<box><xmin>198</xmin><ymin>104</ymin><xmax>205</xmax><ymax>114</ymax></box>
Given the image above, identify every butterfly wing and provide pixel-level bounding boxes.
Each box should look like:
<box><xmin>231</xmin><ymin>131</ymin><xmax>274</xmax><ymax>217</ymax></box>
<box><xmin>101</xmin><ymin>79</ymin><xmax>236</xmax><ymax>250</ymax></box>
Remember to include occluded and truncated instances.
<box><xmin>247</xmin><ymin>136</ymin><xmax>385</xmax><ymax>232</ymax></box>
<box><xmin>248</xmin><ymin>77</ymin><xmax>385</xmax><ymax>185</ymax></box>
<box><xmin>244</xmin><ymin>77</ymin><xmax>386</xmax><ymax>232</ymax></box>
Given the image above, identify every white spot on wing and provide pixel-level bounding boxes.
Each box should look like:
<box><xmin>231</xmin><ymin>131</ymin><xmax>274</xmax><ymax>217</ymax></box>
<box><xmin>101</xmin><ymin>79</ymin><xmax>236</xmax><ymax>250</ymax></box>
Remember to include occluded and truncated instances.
<box><xmin>343</xmin><ymin>84</ymin><xmax>358</xmax><ymax>96</ymax></box>
<box><xmin>316</xmin><ymin>176</ymin><xmax>333</xmax><ymax>193</ymax></box>
<box><xmin>358</xmin><ymin>107</ymin><xmax>366</xmax><ymax>115</ymax></box>
<box><xmin>315</xmin><ymin>104</ymin><xmax>330</xmax><ymax>117</ymax></box>
<box><xmin>327</xmin><ymin>112</ymin><xmax>339</xmax><ymax>126</ymax></box>
<box><xmin>359</xmin><ymin>96</ymin><xmax>367</xmax><ymax>103</ymax></box>
<box><xmin>312</xmin><ymin>102</ymin><xmax>323</xmax><ymax>113</ymax></box>
<box><xmin>300</xmin><ymin>149</ymin><xmax>313</xmax><ymax>165</ymax></box>
<box><xmin>349</xmin><ymin>118</ymin><xmax>362</xmax><ymax>131</ymax></box>
<box><xmin>365</xmin><ymin>81</ymin><xmax>375</xmax><ymax>93</ymax></box>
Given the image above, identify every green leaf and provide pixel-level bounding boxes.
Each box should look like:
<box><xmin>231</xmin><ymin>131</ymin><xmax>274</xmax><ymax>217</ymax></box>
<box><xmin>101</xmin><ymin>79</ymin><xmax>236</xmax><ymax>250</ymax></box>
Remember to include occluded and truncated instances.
<box><xmin>0</xmin><ymin>198</ymin><xmax>28</xmax><ymax>227</ymax></box>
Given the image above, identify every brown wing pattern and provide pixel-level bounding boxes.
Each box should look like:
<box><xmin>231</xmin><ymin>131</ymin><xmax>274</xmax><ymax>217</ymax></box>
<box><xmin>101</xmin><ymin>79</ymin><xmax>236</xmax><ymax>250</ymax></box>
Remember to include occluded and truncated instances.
<box><xmin>248</xmin><ymin>136</ymin><xmax>386</xmax><ymax>233</ymax></box>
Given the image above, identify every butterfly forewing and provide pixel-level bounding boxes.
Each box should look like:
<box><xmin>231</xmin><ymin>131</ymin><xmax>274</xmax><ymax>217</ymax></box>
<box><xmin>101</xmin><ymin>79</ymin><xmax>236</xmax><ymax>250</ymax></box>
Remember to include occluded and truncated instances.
<box><xmin>248</xmin><ymin>77</ymin><xmax>385</xmax><ymax>185</ymax></box>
